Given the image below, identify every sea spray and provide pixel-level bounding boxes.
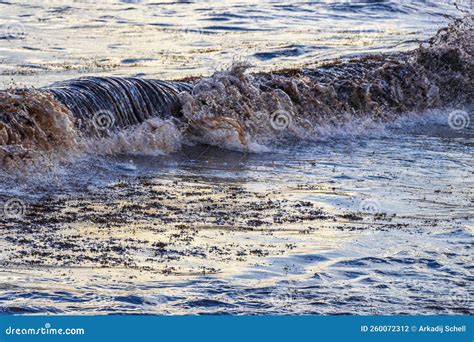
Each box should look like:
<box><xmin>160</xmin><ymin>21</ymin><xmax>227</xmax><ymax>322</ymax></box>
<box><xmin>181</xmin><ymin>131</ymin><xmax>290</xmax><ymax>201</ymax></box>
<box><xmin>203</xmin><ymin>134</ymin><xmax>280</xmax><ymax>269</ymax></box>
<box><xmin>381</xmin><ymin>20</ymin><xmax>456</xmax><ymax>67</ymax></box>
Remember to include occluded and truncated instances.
<box><xmin>179</xmin><ymin>16</ymin><xmax>472</xmax><ymax>150</ymax></box>
<box><xmin>0</xmin><ymin>16</ymin><xmax>472</xmax><ymax>165</ymax></box>
<box><xmin>0</xmin><ymin>89</ymin><xmax>80</xmax><ymax>168</ymax></box>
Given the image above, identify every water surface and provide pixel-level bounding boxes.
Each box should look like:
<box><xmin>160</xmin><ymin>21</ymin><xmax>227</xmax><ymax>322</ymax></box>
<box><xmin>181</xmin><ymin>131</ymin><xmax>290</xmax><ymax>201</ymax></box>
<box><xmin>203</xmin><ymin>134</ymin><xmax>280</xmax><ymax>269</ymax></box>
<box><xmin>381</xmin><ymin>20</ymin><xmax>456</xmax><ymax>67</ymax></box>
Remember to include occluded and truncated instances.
<box><xmin>0</xmin><ymin>0</ymin><xmax>473</xmax><ymax>315</ymax></box>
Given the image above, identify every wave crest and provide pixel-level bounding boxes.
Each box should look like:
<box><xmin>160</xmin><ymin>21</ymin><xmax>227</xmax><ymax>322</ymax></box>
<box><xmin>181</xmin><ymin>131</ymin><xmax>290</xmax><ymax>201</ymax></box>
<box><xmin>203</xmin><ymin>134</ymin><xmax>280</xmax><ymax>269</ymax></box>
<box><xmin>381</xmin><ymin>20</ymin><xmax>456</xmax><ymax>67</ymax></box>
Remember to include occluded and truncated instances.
<box><xmin>0</xmin><ymin>16</ymin><xmax>472</xmax><ymax>165</ymax></box>
<box><xmin>178</xmin><ymin>16</ymin><xmax>472</xmax><ymax>150</ymax></box>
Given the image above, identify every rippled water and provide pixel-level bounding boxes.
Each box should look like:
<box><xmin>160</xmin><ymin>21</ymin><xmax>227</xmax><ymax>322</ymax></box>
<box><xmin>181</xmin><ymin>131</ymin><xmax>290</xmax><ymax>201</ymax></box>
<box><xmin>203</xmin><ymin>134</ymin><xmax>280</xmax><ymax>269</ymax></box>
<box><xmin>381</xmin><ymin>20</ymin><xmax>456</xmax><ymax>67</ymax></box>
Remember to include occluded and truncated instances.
<box><xmin>1</xmin><ymin>113</ymin><xmax>473</xmax><ymax>315</ymax></box>
<box><xmin>0</xmin><ymin>1</ymin><xmax>473</xmax><ymax>315</ymax></box>
<box><xmin>0</xmin><ymin>0</ymin><xmax>471</xmax><ymax>86</ymax></box>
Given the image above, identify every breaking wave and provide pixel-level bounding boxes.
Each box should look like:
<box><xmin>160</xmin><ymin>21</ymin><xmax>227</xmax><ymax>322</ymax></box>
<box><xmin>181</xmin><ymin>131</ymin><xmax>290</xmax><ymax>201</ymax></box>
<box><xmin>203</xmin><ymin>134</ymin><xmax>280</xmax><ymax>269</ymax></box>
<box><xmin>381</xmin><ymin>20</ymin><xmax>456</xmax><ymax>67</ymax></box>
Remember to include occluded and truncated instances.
<box><xmin>0</xmin><ymin>16</ymin><xmax>472</xmax><ymax>167</ymax></box>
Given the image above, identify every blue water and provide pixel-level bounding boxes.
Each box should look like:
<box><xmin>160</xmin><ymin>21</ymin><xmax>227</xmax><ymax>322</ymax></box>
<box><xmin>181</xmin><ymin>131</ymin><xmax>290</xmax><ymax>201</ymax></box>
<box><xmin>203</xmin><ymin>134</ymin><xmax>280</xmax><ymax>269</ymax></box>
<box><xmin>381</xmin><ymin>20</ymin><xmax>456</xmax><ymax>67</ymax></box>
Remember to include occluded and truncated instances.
<box><xmin>1</xmin><ymin>113</ymin><xmax>472</xmax><ymax>314</ymax></box>
<box><xmin>0</xmin><ymin>0</ymin><xmax>471</xmax><ymax>85</ymax></box>
<box><xmin>0</xmin><ymin>1</ymin><xmax>473</xmax><ymax>315</ymax></box>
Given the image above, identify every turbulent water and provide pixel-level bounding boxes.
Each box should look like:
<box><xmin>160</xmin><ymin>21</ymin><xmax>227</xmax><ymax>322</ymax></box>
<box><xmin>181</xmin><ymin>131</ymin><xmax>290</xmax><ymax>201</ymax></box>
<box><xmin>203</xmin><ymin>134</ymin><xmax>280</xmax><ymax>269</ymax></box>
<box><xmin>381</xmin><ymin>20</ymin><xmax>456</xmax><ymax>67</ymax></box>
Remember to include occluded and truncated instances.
<box><xmin>0</xmin><ymin>1</ymin><xmax>473</xmax><ymax>315</ymax></box>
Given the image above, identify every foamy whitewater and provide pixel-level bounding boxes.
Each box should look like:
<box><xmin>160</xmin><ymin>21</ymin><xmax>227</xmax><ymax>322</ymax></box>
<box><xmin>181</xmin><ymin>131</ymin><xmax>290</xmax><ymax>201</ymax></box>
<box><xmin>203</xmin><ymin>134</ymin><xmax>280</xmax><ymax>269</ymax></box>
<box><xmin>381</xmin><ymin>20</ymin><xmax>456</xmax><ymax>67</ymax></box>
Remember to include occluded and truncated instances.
<box><xmin>0</xmin><ymin>1</ymin><xmax>472</xmax><ymax>316</ymax></box>
<box><xmin>0</xmin><ymin>15</ymin><xmax>472</xmax><ymax>165</ymax></box>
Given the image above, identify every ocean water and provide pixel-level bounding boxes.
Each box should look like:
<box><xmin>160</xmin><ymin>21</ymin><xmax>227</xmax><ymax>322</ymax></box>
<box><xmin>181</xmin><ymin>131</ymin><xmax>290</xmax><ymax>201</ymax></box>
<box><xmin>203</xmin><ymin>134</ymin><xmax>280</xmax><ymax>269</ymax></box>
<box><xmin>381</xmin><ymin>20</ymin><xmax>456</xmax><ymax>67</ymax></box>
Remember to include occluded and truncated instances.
<box><xmin>0</xmin><ymin>0</ymin><xmax>472</xmax><ymax>86</ymax></box>
<box><xmin>0</xmin><ymin>1</ymin><xmax>473</xmax><ymax>315</ymax></box>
